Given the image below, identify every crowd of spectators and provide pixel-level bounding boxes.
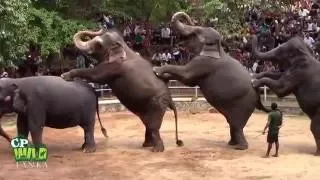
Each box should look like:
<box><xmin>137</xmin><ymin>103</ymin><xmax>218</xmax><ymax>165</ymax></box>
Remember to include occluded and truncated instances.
<box><xmin>116</xmin><ymin>1</ymin><xmax>320</xmax><ymax>74</ymax></box>
<box><xmin>228</xmin><ymin>2</ymin><xmax>320</xmax><ymax>74</ymax></box>
<box><xmin>2</xmin><ymin>1</ymin><xmax>320</xmax><ymax>79</ymax></box>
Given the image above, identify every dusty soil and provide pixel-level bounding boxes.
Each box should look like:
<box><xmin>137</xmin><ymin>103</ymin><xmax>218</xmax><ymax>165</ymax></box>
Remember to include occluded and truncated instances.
<box><xmin>0</xmin><ymin>112</ymin><xmax>319</xmax><ymax>180</ymax></box>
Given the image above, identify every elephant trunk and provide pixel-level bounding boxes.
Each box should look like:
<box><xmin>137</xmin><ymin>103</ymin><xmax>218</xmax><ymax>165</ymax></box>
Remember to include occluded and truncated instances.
<box><xmin>73</xmin><ymin>29</ymin><xmax>104</xmax><ymax>54</ymax></box>
<box><xmin>251</xmin><ymin>35</ymin><xmax>278</xmax><ymax>61</ymax></box>
<box><xmin>171</xmin><ymin>12</ymin><xmax>196</xmax><ymax>36</ymax></box>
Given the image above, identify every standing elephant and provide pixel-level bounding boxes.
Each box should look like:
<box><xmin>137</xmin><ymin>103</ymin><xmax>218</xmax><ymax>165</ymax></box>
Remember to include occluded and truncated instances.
<box><xmin>250</xmin><ymin>34</ymin><xmax>320</xmax><ymax>156</ymax></box>
<box><xmin>153</xmin><ymin>12</ymin><xmax>270</xmax><ymax>150</ymax></box>
<box><xmin>0</xmin><ymin>76</ymin><xmax>107</xmax><ymax>153</ymax></box>
<box><xmin>61</xmin><ymin>28</ymin><xmax>183</xmax><ymax>152</ymax></box>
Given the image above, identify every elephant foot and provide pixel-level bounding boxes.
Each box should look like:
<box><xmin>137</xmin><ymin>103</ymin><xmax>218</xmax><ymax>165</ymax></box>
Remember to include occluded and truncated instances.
<box><xmin>228</xmin><ymin>140</ymin><xmax>237</xmax><ymax>146</ymax></box>
<box><xmin>81</xmin><ymin>143</ymin><xmax>96</xmax><ymax>153</ymax></box>
<box><xmin>142</xmin><ymin>140</ymin><xmax>154</xmax><ymax>148</ymax></box>
<box><xmin>234</xmin><ymin>143</ymin><xmax>248</xmax><ymax>150</ymax></box>
<box><xmin>151</xmin><ymin>140</ymin><xmax>164</xmax><ymax>152</ymax></box>
<box><xmin>314</xmin><ymin>151</ymin><xmax>320</xmax><ymax>156</ymax></box>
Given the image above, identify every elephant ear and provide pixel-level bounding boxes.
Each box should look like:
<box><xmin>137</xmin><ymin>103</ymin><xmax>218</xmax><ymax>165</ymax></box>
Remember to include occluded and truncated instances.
<box><xmin>12</xmin><ymin>88</ymin><xmax>27</xmax><ymax>113</ymax></box>
<box><xmin>4</xmin><ymin>84</ymin><xmax>18</xmax><ymax>102</ymax></box>
<box><xmin>199</xmin><ymin>28</ymin><xmax>222</xmax><ymax>59</ymax></box>
<box><xmin>199</xmin><ymin>39</ymin><xmax>222</xmax><ymax>59</ymax></box>
<box><xmin>109</xmin><ymin>41</ymin><xmax>127</xmax><ymax>62</ymax></box>
<box><xmin>5</xmin><ymin>84</ymin><xmax>27</xmax><ymax>113</ymax></box>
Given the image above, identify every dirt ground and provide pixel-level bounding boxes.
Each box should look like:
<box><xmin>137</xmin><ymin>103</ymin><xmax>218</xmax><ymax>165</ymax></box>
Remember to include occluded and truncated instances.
<box><xmin>0</xmin><ymin>112</ymin><xmax>320</xmax><ymax>180</ymax></box>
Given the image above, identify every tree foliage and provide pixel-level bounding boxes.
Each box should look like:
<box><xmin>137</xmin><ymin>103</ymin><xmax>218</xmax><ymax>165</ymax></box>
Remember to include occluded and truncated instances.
<box><xmin>0</xmin><ymin>0</ymin><xmax>96</xmax><ymax>66</ymax></box>
<box><xmin>103</xmin><ymin>0</ymin><xmax>188</xmax><ymax>22</ymax></box>
<box><xmin>26</xmin><ymin>7</ymin><xmax>95</xmax><ymax>56</ymax></box>
<box><xmin>0</xmin><ymin>0</ymin><xmax>302</xmax><ymax>66</ymax></box>
<box><xmin>200</xmin><ymin>0</ymin><xmax>299</xmax><ymax>37</ymax></box>
<box><xmin>0</xmin><ymin>0</ymin><xmax>31</xmax><ymax>65</ymax></box>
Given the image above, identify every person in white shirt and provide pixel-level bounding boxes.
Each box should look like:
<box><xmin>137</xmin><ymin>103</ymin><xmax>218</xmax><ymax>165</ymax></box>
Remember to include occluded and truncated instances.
<box><xmin>161</xmin><ymin>26</ymin><xmax>171</xmax><ymax>44</ymax></box>
<box><xmin>160</xmin><ymin>50</ymin><xmax>172</xmax><ymax>65</ymax></box>
<box><xmin>307</xmin><ymin>21</ymin><xmax>314</xmax><ymax>31</ymax></box>
<box><xmin>252</xmin><ymin>61</ymin><xmax>258</xmax><ymax>73</ymax></box>
<box><xmin>299</xmin><ymin>8</ymin><xmax>309</xmax><ymax>17</ymax></box>
<box><xmin>123</xmin><ymin>25</ymin><xmax>132</xmax><ymax>41</ymax></box>
<box><xmin>304</xmin><ymin>33</ymin><xmax>315</xmax><ymax>48</ymax></box>
<box><xmin>134</xmin><ymin>24</ymin><xmax>141</xmax><ymax>35</ymax></box>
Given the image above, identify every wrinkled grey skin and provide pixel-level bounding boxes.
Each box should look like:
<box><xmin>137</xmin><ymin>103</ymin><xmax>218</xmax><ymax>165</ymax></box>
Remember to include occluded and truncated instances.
<box><xmin>0</xmin><ymin>76</ymin><xmax>107</xmax><ymax>153</ymax></box>
<box><xmin>250</xmin><ymin>34</ymin><xmax>320</xmax><ymax>156</ymax></box>
<box><xmin>153</xmin><ymin>12</ymin><xmax>270</xmax><ymax>150</ymax></box>
<box><xmin>61</xmin><ymin>28</ymin><xmax>183</xmax><ymax>152</ymax></box>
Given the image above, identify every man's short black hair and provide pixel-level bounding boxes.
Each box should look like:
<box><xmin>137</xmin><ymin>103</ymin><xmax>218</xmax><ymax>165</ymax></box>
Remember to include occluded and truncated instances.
<box><xmin>271</xmin><ymin>102</ymin><xmax>278</xmax><ymax>110</ymax></box>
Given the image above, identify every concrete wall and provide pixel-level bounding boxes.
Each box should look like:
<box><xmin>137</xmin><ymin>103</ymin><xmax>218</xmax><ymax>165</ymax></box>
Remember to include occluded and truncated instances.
<box><xmin>98</xmin><ymin>97</ymin><xmax>304</xmax><ymax>115</ymax></box>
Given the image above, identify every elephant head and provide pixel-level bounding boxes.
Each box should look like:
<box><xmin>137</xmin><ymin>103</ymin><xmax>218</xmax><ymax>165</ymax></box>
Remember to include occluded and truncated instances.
<box><xmin>73</xmin><ymin>29</ymin><xmax>128</xmax><ymax>62</ymax></box>
<box><xmin>251</xmin><ymin>35</ymin><xmax>316</xmax><ymax>70</ymax></box>
<box><xmin>0</xmin><ymin>81</ymin><xmax>27</xmax><ymax>116</ymax></box>
<box><xmin>0</xmin><ymin>80</ymin><xmax>26</xmax><ymax>143</ymax></box>
<box><xmin>171</xmin><ymin>12</ymin><xmax>223</xmax><ymax>58</ymax></box>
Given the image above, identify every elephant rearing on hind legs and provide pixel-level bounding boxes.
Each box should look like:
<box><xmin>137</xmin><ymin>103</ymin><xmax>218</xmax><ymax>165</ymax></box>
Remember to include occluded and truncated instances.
<box><xmin>153</xmin><ymin>12</ymin><xmax>270</xmax><ymax>150</ymax></box>
<box><xmin>61</xmin><ymin>29</ymin><xmax>183</xmax><ymax>152</ymax></box>
<box><xmin>250</xmin><ymin>34</ymin><xmax>320</xmax><ymax>156</ymax></box>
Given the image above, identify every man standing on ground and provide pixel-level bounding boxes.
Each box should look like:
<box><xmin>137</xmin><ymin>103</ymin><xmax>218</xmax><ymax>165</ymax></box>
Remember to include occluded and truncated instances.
<box><xmin>262</xmin><ymin>102</ymin><xmax>283</xmax><ymax>158</ymax></box>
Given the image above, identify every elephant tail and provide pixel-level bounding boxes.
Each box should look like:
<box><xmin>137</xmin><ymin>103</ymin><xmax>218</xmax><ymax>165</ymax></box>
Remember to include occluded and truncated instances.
<box><xmin>95</xmin><ymin>91</ymin><xmax>108</xmax><ymax>138</ymax></box>
<box><xmin>255</xmin><ymin>89</ymin><xmax>271</xmax><ymax>113</ymax></box>
<box><xmin>74</xmin><ymin>80</ymin><xmax>108</xmax><ymax>138</ymax></box>
<box><xmin>168</xmin><ymin>99</ymin><xmax>184</xmax><ymax>147</ymax></box>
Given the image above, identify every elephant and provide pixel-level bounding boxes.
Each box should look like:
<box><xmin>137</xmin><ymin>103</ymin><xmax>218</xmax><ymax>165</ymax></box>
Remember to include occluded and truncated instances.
<box><xmin>153</xmin><ymin>12</ymin><xmax>270</xmax><ymax>150</ymax></box>
<box><xmin>61</xmin><ymin>28</ymin><xmax>183</xmax><ymax>152</ymax></box>
<box><xmin>250</xmin><ymin>34</ymin><xmax>320</xmax><ymax>156</ymax></box>
<box><xmin>0</xmin><ymin>76</ymin><xmax>107</xmax><ymax>153</ymax></box>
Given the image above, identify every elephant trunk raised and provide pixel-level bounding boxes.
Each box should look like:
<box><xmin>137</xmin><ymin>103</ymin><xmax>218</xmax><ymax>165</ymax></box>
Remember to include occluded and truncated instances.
<box><xmin>171</xmin><ymin>12</ymin><xmax>196</xmax><ymax>36</ymax></box>
<box><xmin>251</xmin><ymin>35</ymin><xmax>279</xmax><ymax>61</ymax></box>
<box><xmin>73</xmin><ymin>29</ymin><xmax>104</xmax><ymax>54</ymax></box>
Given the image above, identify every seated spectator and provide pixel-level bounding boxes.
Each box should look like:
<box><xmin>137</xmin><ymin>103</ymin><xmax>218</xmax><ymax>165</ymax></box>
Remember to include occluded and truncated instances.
<box><xmin>304</xmin><ymin>33</ymin><xmax>315</xmax><ymax>48</ymax></box>
<box><xmin>0</xmin><ymin>68</ymin><xmax>8</xmax><ymax>78</ymax></box>
<box><xmin>152</xmin><ymin>50</ymin><xmax>162</xmax><ymax>66</ymax></box>
<box><xmin>161</xmin><ymin>49</ymin><xmax>172</xmax><ymax>65</ymax></box>
<box><xmin>172</xmin><ymin>46</ymin><xmax>182</xmax><ymax>63</ymax></box>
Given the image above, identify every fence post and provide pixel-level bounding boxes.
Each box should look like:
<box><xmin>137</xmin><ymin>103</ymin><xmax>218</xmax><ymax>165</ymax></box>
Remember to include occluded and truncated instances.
<box><xmin>195</xmin><ymin>86</ymin><xmax>198</xmax><ymax>99</ymax></box>
<box><xmin>101</xmin><ymin>85</ymin><xmax>104</xmax><ymax>97</ymax></box>
<box><xmin>264</xmin><ymin>86</ymin><xmax>267</xmax><ymax>101</ymax></box>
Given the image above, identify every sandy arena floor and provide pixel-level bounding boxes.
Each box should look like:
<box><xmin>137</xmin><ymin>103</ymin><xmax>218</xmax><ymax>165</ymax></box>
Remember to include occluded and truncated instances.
<box><xmin>0</xmin><ymin>112</ymin><xmax>319</xmax><ymax>180</ymax></box>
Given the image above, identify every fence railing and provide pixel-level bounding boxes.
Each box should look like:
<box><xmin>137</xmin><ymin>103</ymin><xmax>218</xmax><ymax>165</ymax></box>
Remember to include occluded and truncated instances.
<box><xmin>94</xmin><ymin>80</ymin><xmax>270</xmax><ymax>101</ymax></box>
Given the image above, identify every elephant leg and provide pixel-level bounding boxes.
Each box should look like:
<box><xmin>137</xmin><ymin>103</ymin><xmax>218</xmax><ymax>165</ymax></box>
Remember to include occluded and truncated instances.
<box><xmin>30</xmin><ymin>128</ymin><xmax>43</xmax><ymax>147</ymax></box>
<box><xmin>142</xmin><ymin>128</ymin><xmax>153</xmax><ymax>147</ymax></box>
<box><xmin>17</xmin><ymin>113</ymin><xmax>29</xmax><ymax>139</ymax></box>
<box><xmin>80</xmin><ymin>121</ymin><xmax>96</xmax><ymax>153</ymax></box>
<box><xmin>310</xmin><ymin>115</ymin><xmax>320</xmax><ymax>156</ymax></box>
<box><xmin>141</xmin><ymin>109</ymin><xmax>165</xmax><ymax>152</ymax></box>
<box><xmin>232</xmin><ymin>127</ymin><xmax>248</xmax><ymax>150</ymax></box>
<box><xmin>228</xmin><ymin>126</ymin><xmax>237</xmax><ymax>146</ymax></box>
<box><xmin>27</xmin><ymin>106</ymin><xmax>45</xmax><ymax>148</ymax></box>
<box><xmin>226</xmin><ymin>110</ymin><xmax>251</xmax><ymax>150</ymax></box>
<box><xmin>252</xmin><ymin>71</ymin><xmax>282</xmax><ymax>80</ymax></box>
<box><xmin>252</xmin><ymin>77</ymin><xmax>292</xmax><ymax>98</ymax></box>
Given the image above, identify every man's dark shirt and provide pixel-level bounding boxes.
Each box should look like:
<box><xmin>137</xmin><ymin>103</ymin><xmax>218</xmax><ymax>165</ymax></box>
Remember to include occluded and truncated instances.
<box><xmin>268</xmin><ymin>110</ymin><xmax>283</xmax><ymax>135</ymax></box>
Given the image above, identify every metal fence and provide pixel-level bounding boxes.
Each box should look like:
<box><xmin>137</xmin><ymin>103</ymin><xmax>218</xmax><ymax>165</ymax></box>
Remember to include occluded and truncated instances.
<box><xmin>94</xmin><ymin>80</ymin><xmax>270</xmax><ymax>101</ymax></box>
